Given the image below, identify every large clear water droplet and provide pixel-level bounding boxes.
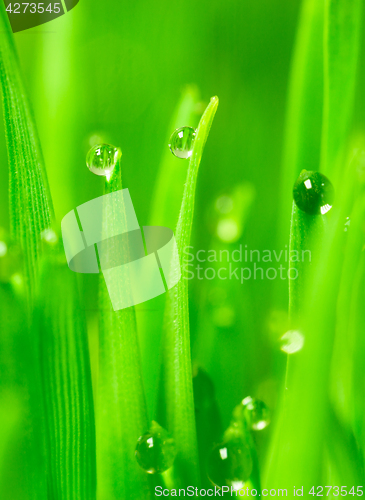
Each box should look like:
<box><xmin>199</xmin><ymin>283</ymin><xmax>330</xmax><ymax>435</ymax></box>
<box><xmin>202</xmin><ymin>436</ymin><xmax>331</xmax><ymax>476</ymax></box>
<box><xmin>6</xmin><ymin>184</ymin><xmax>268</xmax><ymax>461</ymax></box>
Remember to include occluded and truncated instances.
<box><xmin>135</xmin><ymin>421</ymin><xmax>176</xmax><ymax>474</ymax></box>
<box><xmin>168</xmin><ymin>126</ymin><xmax>196</xmax><ymax>159</ymax></box>
<box><xmin>280</xmin><ymin>329</ymin><xmax>304</xmax><ymax>354</ymax></box>
<box><xmin>233</xmin><ymin>396</ymin><xmax>270</xmax><ymax>431</ymax></box>
<box><xmin>207</xmin><ymin>428</ymin><xmax>253</xmax><ymax>490</ymax></box>
<box><xmin>293</xmin><ymin>170</ymin><xmax>334</xmax><ymax>215</ymax></box>
<box><xmin>86</xmin><ymin>144</ymin><xmax>121</xmax><ymax>180</ymax></box>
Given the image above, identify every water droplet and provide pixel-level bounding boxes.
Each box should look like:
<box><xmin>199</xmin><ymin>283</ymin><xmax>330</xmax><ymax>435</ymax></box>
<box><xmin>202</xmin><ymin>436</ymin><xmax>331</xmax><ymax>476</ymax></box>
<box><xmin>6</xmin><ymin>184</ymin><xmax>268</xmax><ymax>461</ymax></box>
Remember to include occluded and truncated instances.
<box><xmin>293</xmin><ymin>170</ymin><xmax>334</xmax><ymax>215</ymax></box>
<box><xmin>344</xmin><ymin>217</ymin><xmax>351</xmax><ymax>232</ymax></box>
<box><xmin>280</xmin><ymin>330</ymin><xmax>304</xmax><ymax>354</ymax></box>
<box><xmin>233</xmin><ymin>396</ymin><xmax>270</xmax><ymax>431</ymax></box>
<box><xmin>215</xmin><ymin>195</ymin><xmax>234</xmax><ymax>214</ymax></box>
<box><xmin>207</xmin><ymin>428</ymin><xmax>253</xmax><ymax>490</ymax></box>
<box><xmin>0</xmin><ymin>229</ymin><xmax>22</xmax><ymax>284</ymax></box>
<box><xmin>86</xmin><ymin>144</ymin><xmax>121</xmax><ymax>180</ymax></box>
<box><xmin>135</xmin><ymin>421</ymin><xmax>176</xmax><ymax>474</ymax></box>
<box><xmin>41</xmin><ymin>228</ymin><xmax>59</xmax><ymax>245</ymax></box>
<box><xmin>212</xmin><ymin>306</ymin><xmax>236</xmax><ymax>328</ymax></box>
<box><xmin>216</xmin><ymin>218</ymin><xmax>239</xmax><ymax>242</ymax></box>
<box><xmin>168</xmin><ymin>126</ymin><xmax>196</xmax><ymax>159</ymax></box>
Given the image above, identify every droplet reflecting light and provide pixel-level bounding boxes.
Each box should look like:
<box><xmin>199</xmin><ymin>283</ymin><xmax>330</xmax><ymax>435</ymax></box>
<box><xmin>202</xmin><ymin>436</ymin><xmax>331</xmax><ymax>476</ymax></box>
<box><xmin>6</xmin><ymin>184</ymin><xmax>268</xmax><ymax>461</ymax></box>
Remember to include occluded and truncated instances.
<box><xmin>135</xmin><ymin>421</ymin><xmax>176</xmax><ymax>474</ymax></box>
<box><xmin>168</xmin><ymin>126</ymin><xmax>196</xmax><ymax>159</ymax></box>
<box><xmin>293</xmin><ymin>170</ymin><xmax>334</xmax><ymax>215</ymax></box>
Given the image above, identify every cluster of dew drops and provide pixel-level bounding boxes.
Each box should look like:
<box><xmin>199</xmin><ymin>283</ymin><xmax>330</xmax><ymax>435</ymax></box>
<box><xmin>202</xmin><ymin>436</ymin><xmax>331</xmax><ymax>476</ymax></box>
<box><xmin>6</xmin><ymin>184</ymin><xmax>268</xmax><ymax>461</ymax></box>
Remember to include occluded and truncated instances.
<box><xmin>85</xmin><ymin>132</ymin><xmax>341</xmax><ymax>223</ymax></box>
<box><xmin>83</xmin><ymin>134</ymin><xmax>351</xmax><ymax>490</ymax></box>
<box><xmin>86</xmin><ymin>127</ymin><xmax>196</xmax><ymax>180</ymax></box>
<box><xmin>133</xmin><ymin>395</ymin><xmax>270</xmax><ymax>491</ymax></box>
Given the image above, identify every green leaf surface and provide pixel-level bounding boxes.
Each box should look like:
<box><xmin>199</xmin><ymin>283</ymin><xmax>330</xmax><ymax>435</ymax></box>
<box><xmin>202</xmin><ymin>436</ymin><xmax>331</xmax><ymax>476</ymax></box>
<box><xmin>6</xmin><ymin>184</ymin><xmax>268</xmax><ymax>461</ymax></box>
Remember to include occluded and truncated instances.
<box><xmin>0</xmin><ymin>284</ymin><xmax>47</xmax><ymax>500</ymax></box>
<box><xmin>158</xmin><ymin>96</ymin><xmax>219</xmax><ymax>487</ymax></box>
<box><xmin>278</xmin><ymin>0</ymin><xmax>324</xmax><ymax>246</ymax></box>
<box><xmin>96</xmin><ymin>158</ymin><xmax>151</xmax><ymax>500</ymax></box>
<box><xmin>36</xmin><ymin>257</ymin><xmax>96</xmax><ymax>500</ymax></box>
<box><xmin>150</xmin><ymin>85</ymin><xmax>201</xmax><ymax>229</ymax></box>
<box><xmin>266</xmin><ymin>153</ymin><xmax>365</xmax><ymax>492</ymax></box>
<box><xmin>0</xmin><ymin>4</ymin><xmax>54</xmax><ymax>300</ymax></box>
<box><xmin>288</xmin><ymin>201</ymin><xmax>325</xmax><ymax>323</ymax></box>
<box><xmin>321</xmin><ymin>0</ymin><xmax>363</xmax><ymax>180</ymax></box>
<box><xmin>139</xmin><ymin>86</ymin><xmax>201</xmax><ymax>418</ymax></box>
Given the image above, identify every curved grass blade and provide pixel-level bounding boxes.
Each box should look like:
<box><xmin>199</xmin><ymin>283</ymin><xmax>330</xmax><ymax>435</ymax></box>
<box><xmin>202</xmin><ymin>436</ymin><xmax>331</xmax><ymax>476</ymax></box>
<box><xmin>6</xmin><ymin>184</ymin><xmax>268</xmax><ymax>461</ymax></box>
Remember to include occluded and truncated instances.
<box><xmin>278</xmin><ymin>0</ymin><xmax>324</xmax><ymax>246</ymax></box>
<box><xmin>321</xmin><ymin>0</ymin><xmax>362</xmax><ymax>180</ymax></box>
<box><xmin>139</xmin><ymin>86</ymin><xmax>201</xmax><ymax>418</ymax></box>
<box><xmin>36</xmin><ymin>255</ymin><xmax>96</xmax><ymax>500</ymax></box>
<box><xmin>0</xmin><ymin>4</ymin><xmax>54</xmax><ymax>300</ymax></box>
<box><xmin>96</xmin><ymin>158</ymin><xmax>151</xmax><ymax>500</ymax></box>
<box><xmin>288</xmin><ymin>202</ymin><xmax>325</xmax><ymax>323</ymax></box>
<box><xmin>266</xmin><ymin>153</ymin><xmax>364</xmax><ymax>490</ymax></box>
<box><xmin>150</xmin><ymin>85</ymin><xmax>201</xmax><ymax>229</ymax></box>
<box><xmin>0</xmin><ymin>284</ymin><xmax>47</xmax><ymax>500</ymax></box>
<box><xmin>158</xmin><ymin>96</ymin><xmax>219</xmax><ymax>487</ymax></box>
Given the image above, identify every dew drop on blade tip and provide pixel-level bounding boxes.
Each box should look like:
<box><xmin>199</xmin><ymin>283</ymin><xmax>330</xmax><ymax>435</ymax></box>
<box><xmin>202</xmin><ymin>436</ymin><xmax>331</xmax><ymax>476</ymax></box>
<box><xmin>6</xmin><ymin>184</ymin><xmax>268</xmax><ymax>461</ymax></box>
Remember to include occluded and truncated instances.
<box><xmin>233</xmin><ymin>396</ymin><xmax>270</xmax><ymax>431</ymax></box>
<box><xmin>86</xmin><ymin>143</ymin><xmax>121</xmax><ymax>179</ymax></box>
<box><xmin>135</xmin><ymin>421</ymin><xmax>176</xmax><ymax>474</ymax></box>
<box><xmin>293</xmin><ymin>170</ymin><xmax>334</xmax><ymax>215</ymax></box>
<box><xmin>168</xmin><ymin>126</ymin><xmax>196</xmax><ymax>159</ymax></box>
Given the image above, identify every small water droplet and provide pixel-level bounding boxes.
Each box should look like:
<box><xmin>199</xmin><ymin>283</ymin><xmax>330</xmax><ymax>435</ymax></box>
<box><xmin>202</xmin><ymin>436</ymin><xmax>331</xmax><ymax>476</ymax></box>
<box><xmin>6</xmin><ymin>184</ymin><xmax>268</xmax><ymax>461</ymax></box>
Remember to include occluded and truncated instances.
<box><xmin>216</xmin><ymin>218</ymin><xmax>239</xmax><ymax>242</ymax></box>
<box><xmin>280</xmin><ymin>330</ymin><xmax>304</xmax><ymax>354</ymax></box>
<box><xmin>41</xmin><ymin>228</ymin><xmax>59</xmax><ymax>245</ymax></box>
<box><xmin>86</xmin><ymin>144</ymin><xmax>121</xmax><ymax>180</ymax></box>
<box><xmin>207</xmin><ymin>427</ymin><xmax>253</xmax><ymax>490</ymax></box>
<box><xmin>212</xmin><ymin>306</ymin><xmax>236</xmax><ymax>328</ymax></box>
<box><xmin>293</xmin><ymin>170</ymin><xmax>334</xmax><ymax>215</ymax></box>
<box><xmin>215</xmin><ymin>195</ymin><xmax>234</xmax><ymax>214</ymax></box>
<box><xmin>168</xmin><ymin>126</ymin><xmax>196</xmax><ymax>159</ymax></box>
<box><xmin>233</xmin><ymin>396</ymin><xmax>270</xmax><ymax>431</ymax></box>
<box><xmin>135</xmin><ymin>421</ymin><xmax>176</xmax><ymax>474</ymax></box>
<box><xmin>0</xmin><ymin>229</ymin><xmax>22</xmax><ymax>284</ymax></box>
<box><xmin>344</xmin><ymin>217</ymin><xmax>351</xmax><ymax>232</ymax></box>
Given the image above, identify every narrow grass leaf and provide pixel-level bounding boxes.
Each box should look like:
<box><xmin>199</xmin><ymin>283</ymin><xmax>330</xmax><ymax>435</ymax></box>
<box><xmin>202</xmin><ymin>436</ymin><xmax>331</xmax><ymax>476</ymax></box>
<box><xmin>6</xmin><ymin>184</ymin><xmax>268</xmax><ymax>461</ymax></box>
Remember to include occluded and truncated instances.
<box><xmin>266</xmin><ymin>152</ymin><xmax>363</xmax><ymax>490</ymax></box>
<box><xmin>36</xmin><ymin>256</ymin><xmax>96</xmax><ymax>500</ymax></box>
<box><xmin>0</xmin><ymin>4</ymin><xmax>54</xmax><ymax>300</ymax></box>
<box><xmin>321</xmin><ymin>0</ymin><xmax>362</xmax><ymax>180</ymax></box>
<box><xmin>0</xmin><ymin>284</ymin><xmax>47</xmax><ymax>500</ymax></box>
<box><xmin>158</xmin><ymin>96</ymin><xmax>219</xmax><ymax>487</ymax></box>
<box><xmin>139</xmin><ymin>86</ymin><xmax>201</xmax><ymax>419</ymax></box>
<box><xmin>96</xmin><ymin>158</ymin><xmax>151</xmax><ymax>500</ymax></box>
<box><xmin>150</xmin><ymin>85</ymin><xmax>201</xmax><ymax>229</ymax></box>
<box><xmin>278</xmin><ymin>0</ymin><xmax>324</xmax><ymax>245</ymax></box>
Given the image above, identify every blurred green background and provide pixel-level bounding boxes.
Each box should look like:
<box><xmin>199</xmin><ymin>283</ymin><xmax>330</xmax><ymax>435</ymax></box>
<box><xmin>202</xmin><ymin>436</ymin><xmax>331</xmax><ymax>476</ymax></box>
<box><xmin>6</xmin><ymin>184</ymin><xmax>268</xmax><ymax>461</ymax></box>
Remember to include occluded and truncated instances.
<box><xmin>2</xmin><ymin>0</ymin><xmax>365</xmax><ymax>494</ymax></box>
<box><xmin>0</xmin><ymin>0</ymin><xmax>301</xmax><ymax>420</ymax></box>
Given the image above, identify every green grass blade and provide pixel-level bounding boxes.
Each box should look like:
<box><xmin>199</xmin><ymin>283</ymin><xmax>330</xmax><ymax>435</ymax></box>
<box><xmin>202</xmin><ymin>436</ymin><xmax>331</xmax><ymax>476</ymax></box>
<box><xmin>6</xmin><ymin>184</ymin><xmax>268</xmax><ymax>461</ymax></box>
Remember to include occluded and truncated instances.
<box><xmin>288</xmin><ymin>202</ymin><xmax>325</xmax><ymax>322</ymax></box>
<box><xmin>159</xmin><ymin>96</ymin><xmax>219</xmax><ymax>487</ymax></box>
<box><xmin>150</xmin><ymin>85</ymin><xmax>201</xmax><ymax>229</ymax></box>
<box><xmin>321</xmin><ymin>0</ymin><xmax>362</xmax><ymax>179</ymax></box>
<box><xmin>139</xmin><ymin>86</ymin><xmax>201</xmax><ymax>419</ymax></box>
<box><xmin>0</xmin><ymin>285</ymin><xmax>47</xmax><ymax>499</ymax></box>
<box><xmin>96</xmin><ymin>158</ymin><xmax>151</xmax><ymax>500</ymax></box>
<box><xmin>0</xmin><ymin>4</ymin><xmax>54</xmax><ymax>299</ymax></box>
<box><xmin>266</xmin><ymin>153</ymin><xmax>363</xmax><ymax>490</ymax></box>
<box><xmin>36</xmin><ymin>257</ymin><xmax>96</xmax><ymax>500</ymax></box>
<box><xmin>278</xmin><ymin>0</ymin><xmax>324</xmax><ymax>245</ymax></box>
